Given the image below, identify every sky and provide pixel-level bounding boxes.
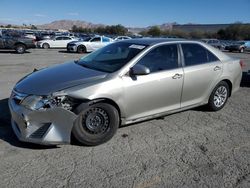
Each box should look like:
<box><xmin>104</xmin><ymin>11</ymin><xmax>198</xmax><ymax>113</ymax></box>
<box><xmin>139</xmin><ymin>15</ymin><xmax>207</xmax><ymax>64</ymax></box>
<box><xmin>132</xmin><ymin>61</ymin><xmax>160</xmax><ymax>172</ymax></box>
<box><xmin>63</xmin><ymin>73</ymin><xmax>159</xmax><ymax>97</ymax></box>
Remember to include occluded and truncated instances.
<box><xmin>0</xmin><ymin>0</ymin><xmax>249</xmax><ymax>27</ymax></box>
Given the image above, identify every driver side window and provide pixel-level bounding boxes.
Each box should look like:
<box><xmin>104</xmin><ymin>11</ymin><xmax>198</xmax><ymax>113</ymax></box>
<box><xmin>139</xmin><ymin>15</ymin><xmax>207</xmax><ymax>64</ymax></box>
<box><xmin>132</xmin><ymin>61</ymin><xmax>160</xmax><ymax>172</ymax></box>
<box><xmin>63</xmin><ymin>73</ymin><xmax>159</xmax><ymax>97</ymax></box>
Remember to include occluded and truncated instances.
<box><xmin>136</xmin><ymin>44</ymin><xmax>179</xmax><ymax>73</ymax></box>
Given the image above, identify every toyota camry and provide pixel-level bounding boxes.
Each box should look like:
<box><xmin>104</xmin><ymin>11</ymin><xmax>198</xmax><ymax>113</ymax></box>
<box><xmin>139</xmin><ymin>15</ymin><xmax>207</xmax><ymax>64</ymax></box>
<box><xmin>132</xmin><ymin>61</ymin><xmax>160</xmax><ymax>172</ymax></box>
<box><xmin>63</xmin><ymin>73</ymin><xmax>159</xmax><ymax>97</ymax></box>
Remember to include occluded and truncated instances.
<box><xmin>9</xmin><ymin>38</ymin><xmax>242</xmax><ymax>146</ymax></box>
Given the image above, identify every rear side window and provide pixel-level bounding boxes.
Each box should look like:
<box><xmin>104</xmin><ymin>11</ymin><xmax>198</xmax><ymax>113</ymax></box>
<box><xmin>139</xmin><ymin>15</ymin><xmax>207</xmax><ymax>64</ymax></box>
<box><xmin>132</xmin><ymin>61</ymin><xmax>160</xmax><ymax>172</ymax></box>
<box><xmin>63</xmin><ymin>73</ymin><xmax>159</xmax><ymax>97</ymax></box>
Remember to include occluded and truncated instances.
<box><xmin>181</xmin><ymin>43</ymin><xmax>219</xmax><ymax>66</ymax></box>
<box><xmin>91</xmin><ymin>37</ymin><xmax>101</xmax><ymax>42</ymax></box>
<box><xmin>137</xmin><ymin>44</ymin><xmax>179</xmax><ymax>73</ymax></box>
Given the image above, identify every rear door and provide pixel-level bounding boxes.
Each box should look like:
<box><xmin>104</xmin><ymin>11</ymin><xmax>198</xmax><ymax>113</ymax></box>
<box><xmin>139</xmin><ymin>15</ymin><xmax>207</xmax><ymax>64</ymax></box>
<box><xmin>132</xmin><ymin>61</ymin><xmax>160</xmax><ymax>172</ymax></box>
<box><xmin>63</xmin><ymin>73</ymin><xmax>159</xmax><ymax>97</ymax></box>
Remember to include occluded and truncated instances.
<box><xmin>89</xmin><ymin>37</ymin><xmax>102</xmax><ymax>50</ymax></box>
<box><xmin>61</xmin><ymin>37</ymin><xmax>73</xmax><ymax>48</ymax></box>
<box><xmin>180</xmin><ymin>43</ymin><xmax>223</xmax><ymax>107</ymax></box>
<box><xmin>52</xmin><ymin>37</ymin><xmax>63</xmax><ymax>48</ymax></box>
<box><xmin>122</xmin><ymin>44</ymin><xmax>184</xmax><ymax>121</ymax></box>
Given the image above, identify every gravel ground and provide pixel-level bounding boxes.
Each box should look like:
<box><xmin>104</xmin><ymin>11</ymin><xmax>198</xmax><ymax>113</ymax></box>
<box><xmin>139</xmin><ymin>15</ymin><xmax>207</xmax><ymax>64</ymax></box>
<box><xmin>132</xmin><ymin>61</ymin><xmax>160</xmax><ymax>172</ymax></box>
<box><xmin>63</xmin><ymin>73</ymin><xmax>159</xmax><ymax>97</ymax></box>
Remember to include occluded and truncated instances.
<box><xmin>0</xmin><ymin>49</ymin><xmax>249</xmax><ymax>188</ymax></box>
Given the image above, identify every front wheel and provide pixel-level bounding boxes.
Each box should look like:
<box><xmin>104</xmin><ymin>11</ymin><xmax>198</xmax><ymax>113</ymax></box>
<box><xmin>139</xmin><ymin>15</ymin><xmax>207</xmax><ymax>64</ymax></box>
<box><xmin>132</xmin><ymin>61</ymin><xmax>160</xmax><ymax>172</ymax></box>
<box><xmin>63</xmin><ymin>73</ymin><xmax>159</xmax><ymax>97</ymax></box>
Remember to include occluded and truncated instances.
<box><xmin>72</xmin><ymin>103</ymin><xmax>119</xmax><ymax>146</ymax></box>
<box><xmin>239</xmin><ymin>48</ymin><xmax>244</xmax><ymax>53</ymax></box>
<box><xmin>15</xmin><ymin>44</ymin><xmax>26</xmax><ymax>54</ymax></box>
<box><xmin>77</xmin><ymin>45</ymin><xmax>86</xmax><ymax>53</ymax></box>
<box><xmin>207</xmin><ymin>81</ymin><xmax>229</xmax><ymax>111</ymax></box>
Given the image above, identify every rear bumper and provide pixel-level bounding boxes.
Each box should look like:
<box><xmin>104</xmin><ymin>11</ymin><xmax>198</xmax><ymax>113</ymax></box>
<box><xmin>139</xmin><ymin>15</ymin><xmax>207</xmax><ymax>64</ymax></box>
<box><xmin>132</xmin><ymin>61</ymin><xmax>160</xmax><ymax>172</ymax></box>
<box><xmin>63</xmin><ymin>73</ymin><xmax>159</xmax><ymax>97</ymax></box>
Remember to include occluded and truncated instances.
<box><xmin>9</xmin><ymin>96</ymin><xmax>77</xmax><ymax>145</ymax></box>
<box><xmin>26</xmin><ymin>43</ymin><xmax>36</xmax><ymax>49</ymax></box>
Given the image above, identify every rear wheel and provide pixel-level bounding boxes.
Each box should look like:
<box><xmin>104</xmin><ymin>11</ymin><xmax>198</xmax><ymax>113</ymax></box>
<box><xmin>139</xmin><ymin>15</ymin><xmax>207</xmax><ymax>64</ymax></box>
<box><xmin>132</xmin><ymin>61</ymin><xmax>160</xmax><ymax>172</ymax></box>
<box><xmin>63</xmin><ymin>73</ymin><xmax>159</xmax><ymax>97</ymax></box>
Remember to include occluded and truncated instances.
<box><xmin>72</xmin><ymin>103</ymin><xmax>119</xmax><ymax>146</ymax></box>
<box><xmin>15</xmin><ymin>44</ymin><xmax>26</xmax><ymax>54</ymax></box>
<box><xmin>77</xmin><ymin>45</ymin><xmax>86</xmax><ymax>53</ymax></box>
<box><xmin>207</xmin><ymin>81</ymin><xmax>229</xmax><ymax>111</ymax></box>
<box><xmin>42</xmin><ymin>43</ymin><xmax>50</xmax><ymax>49</ymax></box>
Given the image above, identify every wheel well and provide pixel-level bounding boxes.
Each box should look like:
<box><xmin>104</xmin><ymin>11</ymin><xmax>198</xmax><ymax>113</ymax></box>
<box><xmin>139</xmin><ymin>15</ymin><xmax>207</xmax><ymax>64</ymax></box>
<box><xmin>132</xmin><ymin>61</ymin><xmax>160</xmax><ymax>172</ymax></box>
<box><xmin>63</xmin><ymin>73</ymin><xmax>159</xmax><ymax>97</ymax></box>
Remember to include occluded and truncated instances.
<box><xmin>221</xmin><ymin>79</ymin><xmax>232</xmax><ymax>97</ymax></box>
<box><xmin>43</xmin><ymin>43</ymin><xmax>49</xmax><ymax>47</ymax></box>
<box><xmin>90</xmin><ymin>98</ymin><xmax>121</xmax><ymax>117</ymax></box>
<box><xmin>15</xmin><ymin>42</ymin><xmax>26</xmax><ymax>48</ymax></box>
<box><xmin>78</xmin><ymin>45</ymin><xmax>86</xmax><ymax>49</ymax></box>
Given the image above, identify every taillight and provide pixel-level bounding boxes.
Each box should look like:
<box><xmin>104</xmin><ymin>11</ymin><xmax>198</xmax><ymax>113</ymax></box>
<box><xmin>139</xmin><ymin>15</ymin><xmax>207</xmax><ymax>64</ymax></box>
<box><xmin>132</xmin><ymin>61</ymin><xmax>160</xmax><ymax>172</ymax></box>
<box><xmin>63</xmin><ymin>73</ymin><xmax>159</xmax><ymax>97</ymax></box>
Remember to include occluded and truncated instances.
<box><xmin>239</xmin><ymin>60</ymin><xmax>245</xmax><ymax>69</ymax></box>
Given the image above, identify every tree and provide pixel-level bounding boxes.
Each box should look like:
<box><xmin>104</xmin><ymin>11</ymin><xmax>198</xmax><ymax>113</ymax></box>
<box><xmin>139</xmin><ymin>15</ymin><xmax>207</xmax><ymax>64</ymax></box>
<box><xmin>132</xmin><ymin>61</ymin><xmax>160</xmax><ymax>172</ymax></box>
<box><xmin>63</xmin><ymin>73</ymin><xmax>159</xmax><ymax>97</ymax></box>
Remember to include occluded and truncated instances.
<box><xmin>30</xmin><ymin>25</ymin><xmax>37</xmax><ymax>30</ymax></box>
<box><xmin>147</xmin><ymin>26</ymin><xmax>161</xmax><ymax>37</ymax></box>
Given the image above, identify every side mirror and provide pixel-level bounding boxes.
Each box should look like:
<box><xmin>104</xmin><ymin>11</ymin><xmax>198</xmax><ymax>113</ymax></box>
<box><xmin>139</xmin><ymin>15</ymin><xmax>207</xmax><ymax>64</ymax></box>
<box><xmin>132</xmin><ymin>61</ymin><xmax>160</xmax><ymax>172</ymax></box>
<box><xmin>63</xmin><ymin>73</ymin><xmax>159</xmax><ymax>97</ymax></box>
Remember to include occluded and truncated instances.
<box><xmin>130</xmin><ymin>64</ymin><xmax>150</xmax><ymax>76</ymax></box>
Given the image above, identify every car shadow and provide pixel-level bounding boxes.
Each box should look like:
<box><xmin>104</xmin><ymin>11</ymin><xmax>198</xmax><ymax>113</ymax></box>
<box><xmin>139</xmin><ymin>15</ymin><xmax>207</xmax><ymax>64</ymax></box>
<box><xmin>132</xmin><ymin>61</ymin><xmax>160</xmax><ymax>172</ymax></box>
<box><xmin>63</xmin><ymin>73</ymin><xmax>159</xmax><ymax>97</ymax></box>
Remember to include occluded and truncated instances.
<box><xmin>58</xmin><ymin>50</ymin><xmax>72</xmax><ymax>53</ymax></box>
<box><xmin>58</xmin><ymin>50</ymin><xmax>88</xmax><ymax>54</ymax></box>
<box><xmin>0</xmin><ymin>50</ymin><xmax>31</xmax><ymax>54</ymax></box>
<box><xmin>0</xmin><ymin>98</ymin><xmax>58</xmax><ymax>149</ymax></box>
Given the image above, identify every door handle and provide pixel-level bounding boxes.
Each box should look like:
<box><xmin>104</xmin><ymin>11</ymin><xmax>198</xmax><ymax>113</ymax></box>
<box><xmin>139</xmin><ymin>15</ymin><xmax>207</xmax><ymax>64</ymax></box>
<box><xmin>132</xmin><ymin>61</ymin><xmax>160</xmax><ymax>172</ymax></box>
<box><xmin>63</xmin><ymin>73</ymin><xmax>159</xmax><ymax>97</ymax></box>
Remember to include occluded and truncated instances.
<box><xmin>214</xmin><ymin>66</ymin><xmax>221</xmax><ymax>71</ymax></box>
<box><xmin>172</xmin><ymin>73</ymin><xmax>182</xmax><ymax>79</ymax></box>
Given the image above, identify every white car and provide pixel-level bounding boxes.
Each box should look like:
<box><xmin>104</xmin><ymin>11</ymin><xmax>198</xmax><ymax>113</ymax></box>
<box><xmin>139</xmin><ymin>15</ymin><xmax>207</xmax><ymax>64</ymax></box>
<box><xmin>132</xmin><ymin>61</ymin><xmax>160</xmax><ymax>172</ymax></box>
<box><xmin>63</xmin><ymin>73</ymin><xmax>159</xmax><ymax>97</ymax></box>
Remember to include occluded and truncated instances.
<box><xmin>67</xmin><ymin>36</ymin><xmax>113</xmax><ymax>53</ymax></box>
<box><xmin>37</xmin><ymin>36</ymin><xmax>78</xmax><ymax>49</ymax></box>
<box><xmin>114</xmin><ymin>36</ymin><xmax>132</xmax><ymax>41</ymax></box>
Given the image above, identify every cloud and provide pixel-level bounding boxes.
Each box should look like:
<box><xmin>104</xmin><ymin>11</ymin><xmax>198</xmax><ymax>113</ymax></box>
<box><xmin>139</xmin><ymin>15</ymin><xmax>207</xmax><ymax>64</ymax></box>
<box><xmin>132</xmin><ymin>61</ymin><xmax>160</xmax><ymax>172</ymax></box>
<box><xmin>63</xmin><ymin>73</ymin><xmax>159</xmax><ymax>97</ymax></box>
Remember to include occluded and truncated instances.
<box><xmin>67</xmin><ymin>12</ymin><xmax>79</xmax><ymax>16</ymax></box>
<box><xmin>34</xmin><ymin>14</ymin><xmax>47</xmax><ymax>17</ymax></box>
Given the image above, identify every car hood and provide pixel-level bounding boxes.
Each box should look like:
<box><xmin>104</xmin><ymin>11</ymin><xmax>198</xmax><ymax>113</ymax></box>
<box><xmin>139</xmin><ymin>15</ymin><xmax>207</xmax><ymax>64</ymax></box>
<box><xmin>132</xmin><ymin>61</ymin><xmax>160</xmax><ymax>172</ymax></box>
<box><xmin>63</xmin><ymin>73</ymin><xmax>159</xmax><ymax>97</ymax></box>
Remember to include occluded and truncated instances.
<box><xmin>15</xmin><ymin>61</ymin><xmax>108</xmax><ymax>95</ymax></box>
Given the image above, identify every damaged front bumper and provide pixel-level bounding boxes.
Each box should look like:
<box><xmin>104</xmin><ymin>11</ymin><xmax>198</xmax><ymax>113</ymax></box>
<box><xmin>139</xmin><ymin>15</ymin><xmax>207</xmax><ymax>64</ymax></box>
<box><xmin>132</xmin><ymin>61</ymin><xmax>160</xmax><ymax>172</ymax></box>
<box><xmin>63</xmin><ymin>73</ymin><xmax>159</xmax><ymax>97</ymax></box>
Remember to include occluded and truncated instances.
<box><xmin>9</xmin><ymin>94</ymin><xmax>78</xmax><ymax>145</ymax></box>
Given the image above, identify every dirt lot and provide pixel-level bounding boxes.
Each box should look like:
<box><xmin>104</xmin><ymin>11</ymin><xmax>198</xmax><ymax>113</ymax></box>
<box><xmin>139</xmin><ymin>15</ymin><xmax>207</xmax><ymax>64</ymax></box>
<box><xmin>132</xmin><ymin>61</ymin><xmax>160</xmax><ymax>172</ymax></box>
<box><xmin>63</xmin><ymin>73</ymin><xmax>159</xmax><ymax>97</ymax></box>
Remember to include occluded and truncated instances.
<box><xmin>0</xmin><ymin>49</ymin><xmax>250</xmax><ymax>188</ymax></box>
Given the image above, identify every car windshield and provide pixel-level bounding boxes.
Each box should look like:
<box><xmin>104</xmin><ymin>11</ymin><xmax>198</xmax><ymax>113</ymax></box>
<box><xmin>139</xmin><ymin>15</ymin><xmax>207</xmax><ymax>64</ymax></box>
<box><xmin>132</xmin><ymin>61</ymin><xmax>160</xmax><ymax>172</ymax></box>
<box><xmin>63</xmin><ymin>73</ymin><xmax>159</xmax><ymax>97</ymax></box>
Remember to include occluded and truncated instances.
<box><xmin>77</xmin><ymin>42</ymin><xmax>148</xmax><ymax>73</ymax></box>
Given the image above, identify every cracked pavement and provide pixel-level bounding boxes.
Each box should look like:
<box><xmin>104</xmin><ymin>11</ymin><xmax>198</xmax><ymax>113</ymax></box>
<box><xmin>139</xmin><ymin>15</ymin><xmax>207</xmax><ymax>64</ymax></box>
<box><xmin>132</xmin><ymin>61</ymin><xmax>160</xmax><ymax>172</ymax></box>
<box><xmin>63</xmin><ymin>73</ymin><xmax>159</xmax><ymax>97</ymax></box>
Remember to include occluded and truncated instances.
<box><xmin>0</xmin><ymin>49</ymin><xmax>250</xmax><ymax>187</ymax></box>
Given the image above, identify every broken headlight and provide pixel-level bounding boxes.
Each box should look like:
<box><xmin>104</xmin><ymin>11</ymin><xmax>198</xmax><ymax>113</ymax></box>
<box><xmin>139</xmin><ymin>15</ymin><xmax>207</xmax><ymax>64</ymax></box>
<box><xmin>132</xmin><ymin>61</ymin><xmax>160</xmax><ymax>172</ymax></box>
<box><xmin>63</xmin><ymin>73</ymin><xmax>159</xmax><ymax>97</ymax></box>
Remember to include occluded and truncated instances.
<box><xmin>21</xmin><ymin>95</ymin><xmax>73</xmax><ymax>111</ymax></box>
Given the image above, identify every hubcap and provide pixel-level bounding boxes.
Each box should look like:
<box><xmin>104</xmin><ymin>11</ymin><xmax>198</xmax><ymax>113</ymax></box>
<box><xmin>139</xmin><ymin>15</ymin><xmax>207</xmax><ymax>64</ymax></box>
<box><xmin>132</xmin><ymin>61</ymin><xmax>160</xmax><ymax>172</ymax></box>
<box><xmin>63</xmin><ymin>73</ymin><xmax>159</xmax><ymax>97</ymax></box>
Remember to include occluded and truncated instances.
<box><xmin>83</xmin><ymin>108</ymin><xmax>109</xmax><ymax>134</ymax></box>
<box><xmin>17</xmin><ymin>47</ymin><xmax>23</xmax><ymax>53</ymax></box>
<box><xmin>213</xmin><ymin>86</ymin><xmax>228</xmax><ymax>108</ymax></box>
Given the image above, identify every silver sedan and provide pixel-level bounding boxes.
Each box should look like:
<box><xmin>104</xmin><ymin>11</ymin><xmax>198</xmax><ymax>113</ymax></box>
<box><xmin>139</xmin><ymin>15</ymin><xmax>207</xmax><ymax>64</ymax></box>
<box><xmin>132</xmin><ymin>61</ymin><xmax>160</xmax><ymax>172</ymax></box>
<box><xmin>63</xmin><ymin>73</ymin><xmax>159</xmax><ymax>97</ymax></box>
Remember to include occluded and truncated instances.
<box><xmin>9</xmin><ymin>38</ymin><xmax>242</xmax><ymax>146</ymax></box>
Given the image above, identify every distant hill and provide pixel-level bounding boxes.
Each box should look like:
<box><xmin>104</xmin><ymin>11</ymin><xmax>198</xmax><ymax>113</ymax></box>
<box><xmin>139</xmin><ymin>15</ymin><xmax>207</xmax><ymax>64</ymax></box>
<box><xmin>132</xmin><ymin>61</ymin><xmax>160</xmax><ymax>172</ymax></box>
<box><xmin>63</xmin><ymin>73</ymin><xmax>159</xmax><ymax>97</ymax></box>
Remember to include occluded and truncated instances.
<box><xmin>37</xmin><ymin>20</ymin><xmax>105</xmax><ymax>30</ymax></box>
<box><xmin>1</xmin><ymin>19</ymin><xmax>250</xmax><ymax>34</ymax></box>
<box><xmin>173</xmin><ymin>24</ymin><xmax>231</xmax><ymax>33</ymax></box>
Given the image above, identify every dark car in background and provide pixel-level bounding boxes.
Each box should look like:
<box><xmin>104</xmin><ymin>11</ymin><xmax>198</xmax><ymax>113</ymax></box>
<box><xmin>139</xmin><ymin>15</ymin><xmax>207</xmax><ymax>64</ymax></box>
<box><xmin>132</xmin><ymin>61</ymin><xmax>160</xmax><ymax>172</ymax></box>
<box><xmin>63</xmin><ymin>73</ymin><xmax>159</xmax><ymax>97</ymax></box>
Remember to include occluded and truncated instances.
<box><xmin>225</xmin><ymin>41</ymin><xmax>250</xmax><ymax>53</ymax></box>
<box><xmin>201</xmin><ymin>39</ymin><xmax>224</xmax><ymax>50</ymax></box>
<box><xmin>0</xmin><ymin>33</ymin><xmax>36</xmax><ymax>53</ymax></box>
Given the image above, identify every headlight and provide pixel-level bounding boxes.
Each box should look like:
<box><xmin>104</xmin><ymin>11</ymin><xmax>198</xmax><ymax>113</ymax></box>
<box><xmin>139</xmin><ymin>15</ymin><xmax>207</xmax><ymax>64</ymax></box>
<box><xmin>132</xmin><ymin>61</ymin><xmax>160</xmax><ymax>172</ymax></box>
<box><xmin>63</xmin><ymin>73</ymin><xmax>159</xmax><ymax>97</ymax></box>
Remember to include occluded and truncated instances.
<box><xmin>21</xmin><ymin>95</ymin><xmax>51</xmax><ymax>110</ymax></box>
<box><xmin>21</xmin><ymin>95</ymin><xmax>73</xmax><ymax>111</ymax></box>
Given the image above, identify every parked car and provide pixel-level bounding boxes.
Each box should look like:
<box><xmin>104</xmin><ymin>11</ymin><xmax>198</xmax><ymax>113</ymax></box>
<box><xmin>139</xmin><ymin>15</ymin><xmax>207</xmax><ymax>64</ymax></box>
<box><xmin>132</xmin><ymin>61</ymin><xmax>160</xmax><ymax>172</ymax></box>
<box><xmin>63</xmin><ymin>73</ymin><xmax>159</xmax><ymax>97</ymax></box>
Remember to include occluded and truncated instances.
<box><xmin>37</xmin><ymin>36</ymin><xmax>78</xmax><ymax>49</ymax></box>
<box><xmin>9</xmin><ymin>38</ymin><xmax>242</xmax><ymax>146</ymax></box>
<box><xmin>225</xmin><ymin>41</ymin><xmax>250</xmax><ymax>53</ymax></box>
<box><xmin>67</xmin><ymin>36</ymin><xmax>113</xmax><ymax>53</ymax></box>
<box><xmin>114</xmin><ymin>36</ymin><xmax>132</xmax><ymax>41</ymax></box>
<box><xmin>23</xmin><ymin>31</ymin><xmax>36</xmax><ymax>40</ymax></box>
<box><xmin>201</xmin><ymin>39</ymin><xmax>224</xmax><ymax>50</ymax></box>
<box><xmin>0</xmin><ymin>34</ymin><xmax>36</xmax><ymax>53</ymax></box>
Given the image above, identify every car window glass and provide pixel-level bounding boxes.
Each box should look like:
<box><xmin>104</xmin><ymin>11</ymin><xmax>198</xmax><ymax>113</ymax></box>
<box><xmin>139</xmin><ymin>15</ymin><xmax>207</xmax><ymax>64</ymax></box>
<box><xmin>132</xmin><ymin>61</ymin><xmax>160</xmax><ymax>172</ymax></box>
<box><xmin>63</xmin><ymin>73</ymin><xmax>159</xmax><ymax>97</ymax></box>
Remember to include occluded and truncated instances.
<box><xmin>91</xmin><ymin>37</ymin><xmax>101</xmax><ymax>42</ymax></box>
<box><xmin>56</xmin><ymin>37</ymin><xmax>63</xmax><ymax>40</ymax></box>
<box><xmin>182</xmin><ymin>43</ymin><xmax>219</xmax><ymax>66</ymax></box>
<box><xmin>102</xmin><ymin>37</ymin><xmax>110</xmax><ymax>42</ymax></box>
<box><xmin>136</xmin><ymin>44</ymin><xmax>179</xmax><ymax>73</ymax></box>
<box><xmin>63</xmin><ymin>37</ymin><xmax>71</xmax><ymax>40</ymax></box>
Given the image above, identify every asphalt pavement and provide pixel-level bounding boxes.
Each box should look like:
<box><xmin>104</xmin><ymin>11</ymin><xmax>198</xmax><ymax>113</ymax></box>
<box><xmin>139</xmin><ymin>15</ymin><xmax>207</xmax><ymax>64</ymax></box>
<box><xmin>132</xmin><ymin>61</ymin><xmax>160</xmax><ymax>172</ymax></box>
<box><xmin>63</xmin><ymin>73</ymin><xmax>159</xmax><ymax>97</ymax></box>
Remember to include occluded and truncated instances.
<box><xmin>0</xmin><ymin>49</ymin><xmax>249</xmax><ymax>188</ymax></box>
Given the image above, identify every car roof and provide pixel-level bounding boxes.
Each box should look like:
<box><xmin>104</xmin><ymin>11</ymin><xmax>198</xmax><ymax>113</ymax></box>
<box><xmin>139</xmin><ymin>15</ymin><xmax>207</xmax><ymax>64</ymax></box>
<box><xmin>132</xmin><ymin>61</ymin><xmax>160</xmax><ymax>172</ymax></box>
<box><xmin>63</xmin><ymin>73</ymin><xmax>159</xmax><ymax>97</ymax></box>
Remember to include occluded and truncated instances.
<box><xmin>120</xmin><ymin>38</ymin><xmax>186</xmax><ymax>46</ymax></box>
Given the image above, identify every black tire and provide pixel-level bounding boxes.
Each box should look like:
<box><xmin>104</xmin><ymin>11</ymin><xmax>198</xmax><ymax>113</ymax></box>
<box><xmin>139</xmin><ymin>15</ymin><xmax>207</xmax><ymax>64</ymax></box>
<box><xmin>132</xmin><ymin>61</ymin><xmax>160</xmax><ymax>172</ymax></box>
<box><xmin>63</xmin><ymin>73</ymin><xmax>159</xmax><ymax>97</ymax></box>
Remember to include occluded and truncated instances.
<box><xmin>77</xmin><ymin>45</ymin><xmax>86</xmax><ymax>53</ymax></box>
<box><xmin>42</xmin><ymin>43</ymin><xmax>50</xmax><ymax>49</ymax></box>
<box><xmin>15</xmin><ymin>44</ymin><xmax>26</xmax><ymax>54</ymax></box>
<box><xmin>207</xmin><ymin>81</ymin><xmax>229</xmax><ymax>111</ymax></box>
<box><xmin>72</xmin><ymin>103</ymin><xmax>119</xmax><ymax>146</ymax></box>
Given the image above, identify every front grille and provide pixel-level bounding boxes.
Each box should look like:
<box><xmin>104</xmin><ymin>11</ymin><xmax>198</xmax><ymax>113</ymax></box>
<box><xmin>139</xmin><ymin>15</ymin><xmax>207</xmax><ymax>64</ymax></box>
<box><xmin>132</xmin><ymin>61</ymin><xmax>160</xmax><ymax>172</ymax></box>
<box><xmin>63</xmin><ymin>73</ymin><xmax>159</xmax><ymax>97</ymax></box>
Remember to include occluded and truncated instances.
<box><xmin>29</xmin><ymin>123</ymin><xmax>51</xmax><ymax>139</ymax></box>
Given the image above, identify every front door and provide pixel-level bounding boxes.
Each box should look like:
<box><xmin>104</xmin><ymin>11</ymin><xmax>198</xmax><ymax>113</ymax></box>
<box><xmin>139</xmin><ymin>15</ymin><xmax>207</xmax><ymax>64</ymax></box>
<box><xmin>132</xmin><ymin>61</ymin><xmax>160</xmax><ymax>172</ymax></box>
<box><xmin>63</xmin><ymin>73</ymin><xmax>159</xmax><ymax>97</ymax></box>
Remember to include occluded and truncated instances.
<box><xmin>122</xmin><ymin>44</ymin><xmax>184</xmax><ymax>121</ymax></box>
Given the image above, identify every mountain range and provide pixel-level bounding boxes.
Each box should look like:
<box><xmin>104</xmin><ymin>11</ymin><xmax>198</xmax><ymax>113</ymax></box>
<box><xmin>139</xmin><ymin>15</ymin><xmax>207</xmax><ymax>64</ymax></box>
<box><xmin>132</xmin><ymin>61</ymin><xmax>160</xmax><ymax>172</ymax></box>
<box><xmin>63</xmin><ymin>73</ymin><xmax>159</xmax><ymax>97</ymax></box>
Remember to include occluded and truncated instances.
<box><xmin>1</xmin><ymin>19</ymin><xmax>249</xmax><ymax>33</ymax></box>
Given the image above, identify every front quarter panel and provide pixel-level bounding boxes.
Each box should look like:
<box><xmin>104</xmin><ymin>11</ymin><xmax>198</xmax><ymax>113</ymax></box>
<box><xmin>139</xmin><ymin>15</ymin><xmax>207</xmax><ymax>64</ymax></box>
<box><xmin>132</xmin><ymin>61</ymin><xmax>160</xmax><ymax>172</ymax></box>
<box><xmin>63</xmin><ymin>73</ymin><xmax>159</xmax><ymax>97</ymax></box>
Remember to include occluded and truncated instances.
<box><xmin>64</xmin><ymin>77</ymin><xmax>126</xmax><ymax>117</ymax></box>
